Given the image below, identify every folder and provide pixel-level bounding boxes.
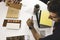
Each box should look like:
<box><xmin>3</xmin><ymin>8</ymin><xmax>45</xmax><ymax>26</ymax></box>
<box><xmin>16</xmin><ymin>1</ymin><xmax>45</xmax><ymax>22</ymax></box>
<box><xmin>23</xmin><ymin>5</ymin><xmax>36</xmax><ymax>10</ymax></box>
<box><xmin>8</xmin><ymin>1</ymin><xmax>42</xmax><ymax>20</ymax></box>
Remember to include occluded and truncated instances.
<box><xmin>40</xmin><ymin>10</ymin><xmax>53</xmax><ymax>28</ymax></box>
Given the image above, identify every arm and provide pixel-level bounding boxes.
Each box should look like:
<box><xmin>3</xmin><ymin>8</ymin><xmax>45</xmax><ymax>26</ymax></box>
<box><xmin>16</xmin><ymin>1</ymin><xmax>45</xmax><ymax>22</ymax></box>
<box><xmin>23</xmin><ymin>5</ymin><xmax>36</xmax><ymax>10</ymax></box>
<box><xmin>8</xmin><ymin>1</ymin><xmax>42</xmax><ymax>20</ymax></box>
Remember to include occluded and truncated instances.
<box><xmin>30</xmin><ymin>27</ymin><xmax>41</xmax><ymax>40</ymax></box>
<box><xmin>26</xmin><ymin>18</ymin><xmax>41</xmax><ymax>40</ymax></box>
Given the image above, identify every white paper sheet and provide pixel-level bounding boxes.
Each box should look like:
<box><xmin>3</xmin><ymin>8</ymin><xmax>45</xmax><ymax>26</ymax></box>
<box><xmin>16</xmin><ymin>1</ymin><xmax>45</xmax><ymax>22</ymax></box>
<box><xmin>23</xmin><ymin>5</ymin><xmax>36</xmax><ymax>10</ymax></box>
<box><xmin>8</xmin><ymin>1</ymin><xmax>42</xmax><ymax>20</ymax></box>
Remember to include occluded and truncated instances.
<box><xmin>6</xmin><ymin>23</ymin><xmax>20</xmax><ymax>30</ymax></box>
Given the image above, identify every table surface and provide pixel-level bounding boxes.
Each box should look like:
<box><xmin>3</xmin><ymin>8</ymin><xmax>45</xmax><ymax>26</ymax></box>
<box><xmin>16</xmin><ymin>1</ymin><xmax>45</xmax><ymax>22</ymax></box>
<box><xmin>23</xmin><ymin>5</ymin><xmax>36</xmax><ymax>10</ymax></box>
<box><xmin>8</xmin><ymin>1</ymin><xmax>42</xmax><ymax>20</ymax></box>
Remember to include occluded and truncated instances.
<box><xmin>0</xmin><ymin>0</ymin><xmax>47</xmax><ymax>40</ymax></box>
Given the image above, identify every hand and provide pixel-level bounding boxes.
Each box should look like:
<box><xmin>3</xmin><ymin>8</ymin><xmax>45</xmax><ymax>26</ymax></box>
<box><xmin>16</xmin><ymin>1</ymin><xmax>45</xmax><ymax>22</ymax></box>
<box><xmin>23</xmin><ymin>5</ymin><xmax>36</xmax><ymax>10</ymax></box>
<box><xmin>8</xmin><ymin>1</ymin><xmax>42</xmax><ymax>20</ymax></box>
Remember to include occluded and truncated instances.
<box><xmin>27</xmin><ymin>19</ymin><xmax>33</xmax><ymax>26</ymax></box>
<box><xmin>26</xmin><ymin>17</ymin><xmax>34</xmax><ymax>29</ymax></box>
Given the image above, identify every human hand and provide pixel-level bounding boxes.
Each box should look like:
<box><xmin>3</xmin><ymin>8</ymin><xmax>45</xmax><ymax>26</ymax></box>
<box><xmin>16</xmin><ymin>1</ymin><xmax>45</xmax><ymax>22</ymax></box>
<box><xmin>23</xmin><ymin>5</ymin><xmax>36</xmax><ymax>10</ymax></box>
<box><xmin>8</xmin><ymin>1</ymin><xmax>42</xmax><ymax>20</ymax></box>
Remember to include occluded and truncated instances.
<box><xmin>26</xmin><ymin>16</ymin><xmax>34</xmax><ymax>29</ymax></box>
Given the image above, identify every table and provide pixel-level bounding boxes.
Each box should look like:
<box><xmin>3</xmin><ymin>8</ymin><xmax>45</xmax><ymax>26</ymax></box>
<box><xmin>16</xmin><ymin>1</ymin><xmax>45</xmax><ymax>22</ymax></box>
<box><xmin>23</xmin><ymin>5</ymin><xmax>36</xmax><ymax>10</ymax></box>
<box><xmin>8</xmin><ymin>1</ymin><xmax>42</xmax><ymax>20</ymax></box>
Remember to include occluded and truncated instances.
<box><xmin>0</xmin><ymin>0</ymin><xmax>48</xmax><ymax>40</ymax></box>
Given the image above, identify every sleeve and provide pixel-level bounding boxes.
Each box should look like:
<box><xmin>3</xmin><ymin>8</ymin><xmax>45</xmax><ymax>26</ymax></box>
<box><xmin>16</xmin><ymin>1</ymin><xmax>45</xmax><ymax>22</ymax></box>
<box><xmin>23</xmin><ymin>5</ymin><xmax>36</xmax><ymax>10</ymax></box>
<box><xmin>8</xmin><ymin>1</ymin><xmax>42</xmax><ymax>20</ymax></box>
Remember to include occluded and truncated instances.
<box><xmin>39</xmin><ymin>38</ymin><xmax>45</xmax><ymax>40</ymax></box>
<box><xmin>39</xmin><ymin>35</ymin><xmax>53</xmax><ymax>40</ymax></box>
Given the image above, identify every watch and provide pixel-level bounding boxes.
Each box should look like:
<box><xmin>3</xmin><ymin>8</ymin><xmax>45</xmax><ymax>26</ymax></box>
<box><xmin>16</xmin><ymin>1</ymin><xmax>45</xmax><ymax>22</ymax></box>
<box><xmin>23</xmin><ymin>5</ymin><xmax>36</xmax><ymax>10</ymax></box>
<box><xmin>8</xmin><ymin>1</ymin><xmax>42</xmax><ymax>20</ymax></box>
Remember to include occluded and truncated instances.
<box><xmin>29</xmin><ymin>26</ymin><xmax>33</xmax><ymax>29</ymax></box>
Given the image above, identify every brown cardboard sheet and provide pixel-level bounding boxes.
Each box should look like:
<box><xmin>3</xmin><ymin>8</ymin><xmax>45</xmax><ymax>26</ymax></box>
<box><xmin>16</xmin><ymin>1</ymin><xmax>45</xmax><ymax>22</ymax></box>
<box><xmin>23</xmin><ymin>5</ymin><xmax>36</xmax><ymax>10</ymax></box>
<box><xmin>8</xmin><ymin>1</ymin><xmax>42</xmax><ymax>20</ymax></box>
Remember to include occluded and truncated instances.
<box><xmin>6</xmin><ymin>7</ymin><xmax>19</xmax><ymax>18</ymax></box>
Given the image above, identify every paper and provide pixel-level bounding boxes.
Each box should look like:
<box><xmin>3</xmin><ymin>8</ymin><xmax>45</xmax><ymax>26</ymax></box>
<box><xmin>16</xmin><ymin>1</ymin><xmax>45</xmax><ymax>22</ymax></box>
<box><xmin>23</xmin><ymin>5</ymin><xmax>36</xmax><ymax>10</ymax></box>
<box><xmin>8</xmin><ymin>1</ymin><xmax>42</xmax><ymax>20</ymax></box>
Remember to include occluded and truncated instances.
<box><xmin>6</xmin><ymin>23</ymin><xmax>20</xmax><ymax>30</ymax></box>
<box><xmin>40</xmin><ymin>30</ymin><xmax>45</xmax><ymax>38</ymax></box>
<box><xmin>6</xmin><ymin>7</ymin><xmax>19</xmax><ymax>18</ymax></box>
<box><xmin>40</xmin><ymin>10</ymin><xmax>53</xmax><ymax>27</ymax></box>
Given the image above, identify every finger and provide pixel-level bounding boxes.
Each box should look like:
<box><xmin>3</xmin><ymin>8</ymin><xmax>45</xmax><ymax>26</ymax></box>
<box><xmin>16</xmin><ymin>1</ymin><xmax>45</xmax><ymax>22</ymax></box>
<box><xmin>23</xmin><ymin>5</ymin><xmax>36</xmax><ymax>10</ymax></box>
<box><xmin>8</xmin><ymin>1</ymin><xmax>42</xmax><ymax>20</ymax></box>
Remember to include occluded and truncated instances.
<box><xmin>31</xmin><ymin>16</ymin><xmax>33</xmax><ymax>20</ymax></box>
<box><xmin>27</xmin><ymin>19</ymin><xmax>30</xmax><ymax>22</ymax></box>
<box><xmin>27</xmin><ymin>18</ymin><xmax>31</xmax><ymax>24</ymax></box>
<box><xmin>27</xmin><ymin>18</ymin><xmax>30</xmax><ymax>21</ymax></box>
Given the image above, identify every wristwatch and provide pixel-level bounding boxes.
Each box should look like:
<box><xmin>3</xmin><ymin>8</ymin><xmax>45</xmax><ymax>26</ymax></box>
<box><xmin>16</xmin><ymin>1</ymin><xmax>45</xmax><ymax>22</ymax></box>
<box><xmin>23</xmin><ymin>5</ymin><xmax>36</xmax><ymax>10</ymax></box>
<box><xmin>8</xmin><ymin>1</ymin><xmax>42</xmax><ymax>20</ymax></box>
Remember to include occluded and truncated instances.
<box><xmin>29</xmin><ymin>26</ymin><xmax>33</xmax><ymax>29</ymax></box>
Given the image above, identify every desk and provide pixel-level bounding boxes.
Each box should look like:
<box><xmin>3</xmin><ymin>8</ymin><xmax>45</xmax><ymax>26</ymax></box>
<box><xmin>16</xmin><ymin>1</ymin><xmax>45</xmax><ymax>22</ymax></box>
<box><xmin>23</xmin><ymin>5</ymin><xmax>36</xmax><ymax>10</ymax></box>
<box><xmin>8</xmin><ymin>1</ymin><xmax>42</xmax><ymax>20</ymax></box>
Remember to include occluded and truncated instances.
<box><xmin>0</xmin><ymin>0</ymin><xmax>48</xmax><ymax>40</ymax></box>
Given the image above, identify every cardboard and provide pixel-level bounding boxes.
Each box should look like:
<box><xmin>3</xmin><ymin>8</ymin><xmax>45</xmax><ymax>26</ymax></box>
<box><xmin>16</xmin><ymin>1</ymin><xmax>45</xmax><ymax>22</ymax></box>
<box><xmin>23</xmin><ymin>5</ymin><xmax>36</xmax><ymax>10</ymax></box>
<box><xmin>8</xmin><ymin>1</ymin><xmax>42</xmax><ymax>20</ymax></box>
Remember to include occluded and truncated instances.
<box><xmin>6</xmin><ymin>7</ymin><xmax>19</xmax><ymax>18</ymax></box>
<box><xmin>6</xmin><ymin>0</ymin><xmax>22</xmax><ymax>9</ymax></box>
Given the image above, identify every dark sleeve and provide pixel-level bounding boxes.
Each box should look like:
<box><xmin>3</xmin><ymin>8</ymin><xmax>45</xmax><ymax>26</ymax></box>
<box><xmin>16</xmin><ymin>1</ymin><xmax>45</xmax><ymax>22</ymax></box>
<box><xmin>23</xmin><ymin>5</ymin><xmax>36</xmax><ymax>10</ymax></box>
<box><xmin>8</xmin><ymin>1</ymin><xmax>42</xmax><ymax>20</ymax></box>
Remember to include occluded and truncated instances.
<box><xmin>40</xmin><ymin>0</ymin><xmax>49</xmax><ymax>4</ymax></box>
<box><xmin>39</xmin><ymin>35</ymin><xmax>53</xmax><ymax>40</ymax></box>
<box><xmin>39</xmin><ymin>38</ymin><xmax>45</xmax><ymax>40</ymax></box>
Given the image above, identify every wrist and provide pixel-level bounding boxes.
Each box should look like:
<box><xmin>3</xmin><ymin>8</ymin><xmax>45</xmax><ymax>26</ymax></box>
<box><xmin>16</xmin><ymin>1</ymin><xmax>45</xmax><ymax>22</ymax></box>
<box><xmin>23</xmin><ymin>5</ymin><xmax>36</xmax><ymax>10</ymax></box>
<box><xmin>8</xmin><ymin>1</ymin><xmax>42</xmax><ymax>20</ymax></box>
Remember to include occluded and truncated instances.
<box><xmin>29</xmin><ymin>26</ymin><xmax>34</xmax><ymax>30</ymax></box>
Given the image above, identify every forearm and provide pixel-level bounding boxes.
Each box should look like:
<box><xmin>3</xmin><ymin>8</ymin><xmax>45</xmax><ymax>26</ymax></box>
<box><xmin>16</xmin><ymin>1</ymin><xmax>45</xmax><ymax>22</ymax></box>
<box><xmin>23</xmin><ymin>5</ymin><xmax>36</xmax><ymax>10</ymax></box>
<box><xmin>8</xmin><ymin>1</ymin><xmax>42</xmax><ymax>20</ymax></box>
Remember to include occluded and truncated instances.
<box><xmin>26</xmin><ymin>17</ymin><xmax>41</xmax><ymax>40</ymax></box>
<box><xmin>30</xmin><ymin>28</ymin><xmax>41</xmax><ymax>40</ymax></box>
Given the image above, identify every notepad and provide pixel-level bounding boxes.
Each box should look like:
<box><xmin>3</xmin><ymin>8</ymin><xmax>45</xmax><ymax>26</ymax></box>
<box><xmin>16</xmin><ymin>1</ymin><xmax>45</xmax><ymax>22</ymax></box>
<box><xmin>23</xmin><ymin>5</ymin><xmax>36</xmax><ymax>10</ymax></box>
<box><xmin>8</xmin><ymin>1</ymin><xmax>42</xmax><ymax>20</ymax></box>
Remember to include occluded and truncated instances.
<box><xmin>40</xmin><ymin>10</ymin><xmax>53</xmax><ymax>28</ymax></box>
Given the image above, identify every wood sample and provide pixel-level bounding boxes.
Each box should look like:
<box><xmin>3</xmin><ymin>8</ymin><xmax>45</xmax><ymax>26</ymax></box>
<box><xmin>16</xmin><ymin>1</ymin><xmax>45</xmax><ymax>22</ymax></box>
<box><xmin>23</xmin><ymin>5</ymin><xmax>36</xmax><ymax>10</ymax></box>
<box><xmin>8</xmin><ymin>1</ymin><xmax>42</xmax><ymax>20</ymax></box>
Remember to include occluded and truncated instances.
<box><xmin>6</xmin><ymin>36</ymin><xmax>24</xmax><ymax>40</ymax></box>
<box><xmin>3</xmin><ymin>19</ymin><xmax>21</xmax><ymax>27</ymax></box>
<box><xmin>6</xmin><ymin>0</ymin><xmax>22</xmax><ymax>9</ymax></box>
<box><xmin>6</xmin><ymin>0</ymin><xmax>22</xmax><ymax>4</ymax></box>
<box><xmin>3</xmin><ymin>20</ymin><xmax>8</xmax><ymax>27</ymax></box>
<box><xmin>6</xmin><ymin>7</ymin><xmax>19</xmax><ymax>18</ymax></box>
